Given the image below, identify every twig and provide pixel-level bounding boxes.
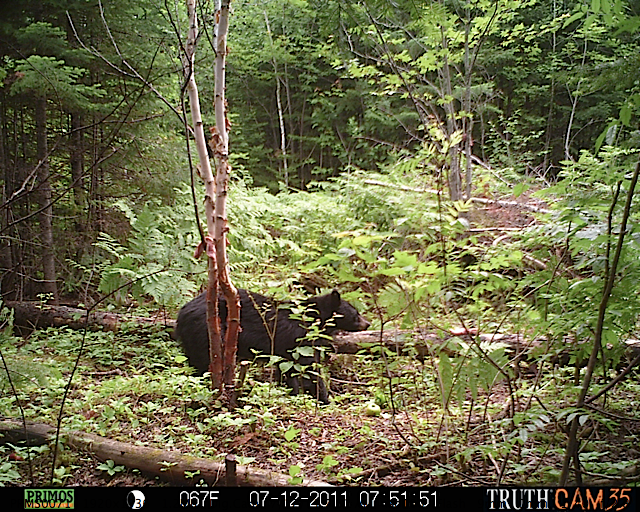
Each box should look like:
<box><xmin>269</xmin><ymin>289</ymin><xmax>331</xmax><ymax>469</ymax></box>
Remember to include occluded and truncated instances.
<box><xmin>585</xmin><ymin>353</ymin><xmax>640</xmax><ymax>405</ymax></box>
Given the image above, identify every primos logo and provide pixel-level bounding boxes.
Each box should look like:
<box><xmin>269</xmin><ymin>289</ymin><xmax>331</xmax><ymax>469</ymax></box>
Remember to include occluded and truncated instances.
<box><xmin>24</xmin><ymin>489</ymin><xmax>75</xmax><ymax>509</ymax></box>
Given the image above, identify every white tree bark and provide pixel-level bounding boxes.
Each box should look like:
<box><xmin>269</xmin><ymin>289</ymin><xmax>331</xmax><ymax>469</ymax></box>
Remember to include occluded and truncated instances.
<box><xmin>184</xmin><ymin>0</ymin><xmax>216</xmax><ymax>239</ymax></box>
<box><xmin>183</xmin><ymin>0</ymin><xmax>239</xmax><ymax>399</ymax></box>
<box><xmin>211</xmin><ymin>0</ymin><xmax>240</xmax><ymax>398</ymax></box>
<box><xmin>264</xmin><ymin>10</ymin><xmax>288</xmax><ymax>187</ymax></box>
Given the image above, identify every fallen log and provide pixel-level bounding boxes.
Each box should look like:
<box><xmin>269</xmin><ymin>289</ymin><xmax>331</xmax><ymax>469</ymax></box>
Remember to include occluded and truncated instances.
<box><xmin>331</xmin><ymin>329</ymin><xmax>538</xmax><ymax>359</ymax></box>
<box><xmin>6</xmin><ymin>301</ymin><xmax>172</xmax><ymax>334</ymax></box>
<box><xmin>0</xmin><ymin>419</ymin><xmax>330</xmax><ymax>487</ymax></box>
<box><xmin>4</xmin><ymin>300</ymin><xmax>539</xmax><ymax>358</ymax></box>
<box><xmin>9</xmin><ymin>302</ymin><xmax>636</xmax><ymax>368</ymax></box>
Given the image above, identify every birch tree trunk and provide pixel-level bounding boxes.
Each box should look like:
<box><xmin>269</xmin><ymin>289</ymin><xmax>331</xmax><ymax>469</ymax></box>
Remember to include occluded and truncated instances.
<box><xmin>211</xmin><ymin>0</ymin><xmax>240</xmax><ymax>399</ymax></box>
<box><xmin>264</xmin><ymin>10</ymin><xmax>288</xmax><ymax>187</ymax></box>
<box><xmin>183</xmin><ymin>0</ymin><xmax>239</xmax><ymax>401</ymax></box>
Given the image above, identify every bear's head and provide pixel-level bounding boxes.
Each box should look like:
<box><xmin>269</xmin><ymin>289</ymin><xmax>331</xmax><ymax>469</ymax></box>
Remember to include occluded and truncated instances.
<box><xmin>309</xmin><ymin>290</ymin><xmax>370</xmax><ymax>332</ymax></box>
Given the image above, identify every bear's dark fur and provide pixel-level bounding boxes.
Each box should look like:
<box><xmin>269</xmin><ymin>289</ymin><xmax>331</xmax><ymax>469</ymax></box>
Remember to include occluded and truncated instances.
<box><xmin>175</xmin><ymin>289</ymin><xmax>370</xmax><ymax>402</ymax></box>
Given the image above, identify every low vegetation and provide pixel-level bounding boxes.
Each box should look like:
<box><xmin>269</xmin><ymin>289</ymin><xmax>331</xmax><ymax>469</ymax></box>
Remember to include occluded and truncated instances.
<box><xmin>1</xmin><ymin>0</ymin><xmax>639</xmax><ymax>489</ymax></box>
<box><xmin>3</xmin><ymin>157</ymin><xmax>640</xmax><ymax>486</ymax></box>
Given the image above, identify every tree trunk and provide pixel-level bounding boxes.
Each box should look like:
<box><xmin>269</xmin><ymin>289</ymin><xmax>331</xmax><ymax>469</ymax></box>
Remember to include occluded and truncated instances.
<box><xmin>70</xmin><ymin>112</ymin><xmax>85</xmax><ymax>228</ymax></box>
<box><xmin>440</xmin><ymin>34</ymin><xmax>461</xmax><ymax>202</ymax></box>
<box><xmin>264</xmin><ymin>10</ymin><xmax>288</xmax><ymax>187</ymax></box>
<box><xmin>88</xmin><ymin>115</ymin><xmax>100</xmax><ymax>232</ymax></box>
<box><xmin>542</xmin><ymin>0</ymin><xmax>558</xmax><ymax>174</ymax></box>
<box><xmin>183</xmin><ymin>0</ymin><xmax>240</xmax><ymax>403</ymax></box>
<box><xmin>0</xmin><ymin>94</ymin><xmax>16</xmax><ymax>300</ymax></box>
<box><xmin>463</xmin><ymin>18</ymin><xmax>473</xmax><ymax>201</ymax></box>
<box><xmin>183</xmin><ymin>0</ymin><xmax>223</xmax><ymax>393</ymax></box>
<box><xmin>34</xmin><ymin>97</ymin><xmax>58</xmax><ymax>303</ymax></box>
<box><xmin>564</xmin><ymin>38</ymin><xmax>588</xmax><ymax>162</ymax></box>
<box><xmin>213</xmin><ymin>0</ymin><xmax>240</xmax><ymax>400</ymax></box>
<box><xmin>0</xmin><ymin>419</ymin><xmax>330</xmax><ymax>487</ymax></box>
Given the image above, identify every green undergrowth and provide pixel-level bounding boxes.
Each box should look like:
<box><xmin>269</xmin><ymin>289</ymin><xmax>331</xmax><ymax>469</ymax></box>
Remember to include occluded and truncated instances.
<box><xmin>4</xmin><ymin>154</ymin><xmax>640</xmax><ymax>486</ymax></box>
<box><xmin>0</xmin><ymin>324</ymin><xmax>501</xmax><ymax>484</ymax></box>
<box><xmin>2</xmin><ymin>320</ymin><xmax>639</xmax><ymax>486</ymax></box>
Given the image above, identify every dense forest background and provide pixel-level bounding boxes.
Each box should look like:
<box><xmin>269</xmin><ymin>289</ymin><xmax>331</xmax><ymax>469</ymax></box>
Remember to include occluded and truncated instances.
<box><xmin>1</xmin><ymin>0</ymin><xmax>638</xmax><ymax>305</ymax></box>
<box><xmin>1</xmin><ymin>0</ymin><xmax>640</xmax><ymax>488</ymax></box>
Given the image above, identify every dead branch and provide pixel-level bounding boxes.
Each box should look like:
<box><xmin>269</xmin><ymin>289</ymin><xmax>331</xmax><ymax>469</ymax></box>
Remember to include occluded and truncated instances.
<box><xmin>364</xmin><ymin>179</ymin><xmax>551</xmax><ymax>214</ymax></box>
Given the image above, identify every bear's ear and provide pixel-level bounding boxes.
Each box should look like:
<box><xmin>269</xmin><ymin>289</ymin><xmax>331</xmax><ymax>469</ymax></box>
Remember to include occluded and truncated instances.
<box><xmin>330</xmin><ymin>289</ymin><xmax>341</xmax><ymax>310</ymax></box>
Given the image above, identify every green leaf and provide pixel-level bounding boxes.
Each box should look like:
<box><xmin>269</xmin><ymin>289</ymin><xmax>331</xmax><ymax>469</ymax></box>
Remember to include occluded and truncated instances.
<box><xmin>289</xmin><ymin>465</ymin><xmax>302</xmax><ymax>477</ymax></box>
<box><xmin>284</xmin><ymin>426</ymin><xmax>301</xmax><ymax>442</ymax></box>
<box><xmin>279</xmin><ymin>361</ymin><xmax>294</xmax><ymax>373</ymax></box>
<box><xmin>563</xmin><ymin>11</ymin><xmax>585</xmax><ymax>28</ymax></box>
<box><xmin>620</xmin><ymin>104</ymin><xmax>632</xmax><ymax>126</ymax></box>
<box><xmin>294</xmin><ymin>346</ymin><xmax>316</xmax><ymax>358</ymax></box>
<box><xmin>583</xmin><ymin>14</ymin><xmax>597</xmax><ymax>30</ymax></box>
<box><xmin>379</xmin><ymin>267</ymin><xmax>408</xmax><ymax>276</ymax></box>
<box><xmin>513</xmin><ymin>183</ymin><xmax>530</xmax><ymax>198</ymax></box>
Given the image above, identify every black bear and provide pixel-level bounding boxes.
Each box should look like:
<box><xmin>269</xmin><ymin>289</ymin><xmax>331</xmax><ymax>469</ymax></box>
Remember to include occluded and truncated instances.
<box><xmin>175</xmin><ymin>289</ymin><xmax>370</xmax><ymax>403</ymax></box>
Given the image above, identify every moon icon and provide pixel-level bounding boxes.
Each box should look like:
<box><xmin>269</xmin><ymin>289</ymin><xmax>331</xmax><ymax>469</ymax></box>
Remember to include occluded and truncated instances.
<box><xmin>127</xmin><ymin>490</ymin><xmax>146</xmax><ymax>509</ymax></box>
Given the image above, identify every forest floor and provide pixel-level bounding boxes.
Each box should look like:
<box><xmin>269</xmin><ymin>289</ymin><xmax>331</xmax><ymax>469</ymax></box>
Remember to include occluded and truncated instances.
<box><xmin>12</xmin><ymin>357</ymin><xmax>640</xmax><ymax>488</ymax></box>
<box><xmin>5</xmin><ymin>198</ymin><xmax>640</xmax><ymax>488</ymax></box>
